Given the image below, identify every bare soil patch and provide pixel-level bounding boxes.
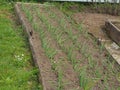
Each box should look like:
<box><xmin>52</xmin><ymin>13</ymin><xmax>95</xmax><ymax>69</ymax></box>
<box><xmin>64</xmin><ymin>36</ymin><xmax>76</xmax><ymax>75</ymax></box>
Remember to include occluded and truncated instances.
<box><xmin>72</xmin><ymin>12</ymin><xmax>120</xmax><ymax>39</ymax></box>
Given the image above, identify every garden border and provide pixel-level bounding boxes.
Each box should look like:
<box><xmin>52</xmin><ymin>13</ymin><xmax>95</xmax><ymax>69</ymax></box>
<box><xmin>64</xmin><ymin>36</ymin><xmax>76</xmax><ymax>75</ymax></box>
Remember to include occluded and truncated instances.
<box><xmin>14</xmin><ymin>2</ymin><xmax>58</xmax><ymax>90</ymax></box>
<box><xmin>105</xmin><ymin>20</ymin><xmax>120</xmax><ymax>65</ymax></box>
<box><xmin>105</xmin><ymin>20</ymin><xmax>120</xmax><ymax>46</ymax></box>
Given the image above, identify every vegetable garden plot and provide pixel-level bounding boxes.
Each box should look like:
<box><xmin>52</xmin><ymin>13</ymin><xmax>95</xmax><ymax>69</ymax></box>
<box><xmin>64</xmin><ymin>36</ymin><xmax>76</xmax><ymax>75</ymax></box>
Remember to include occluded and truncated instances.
<box><xmin>15</xmin><ymin>2</ymin><xmax>120</xmax><ymax>90</ymax></box>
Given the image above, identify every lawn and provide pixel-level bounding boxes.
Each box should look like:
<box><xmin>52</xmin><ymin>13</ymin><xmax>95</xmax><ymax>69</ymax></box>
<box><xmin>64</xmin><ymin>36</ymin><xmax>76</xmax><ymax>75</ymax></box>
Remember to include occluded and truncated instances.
<box><xmin>0</xmin><ymin>2</ymin><xmax>41</xmax><ymax>90</ymax></box>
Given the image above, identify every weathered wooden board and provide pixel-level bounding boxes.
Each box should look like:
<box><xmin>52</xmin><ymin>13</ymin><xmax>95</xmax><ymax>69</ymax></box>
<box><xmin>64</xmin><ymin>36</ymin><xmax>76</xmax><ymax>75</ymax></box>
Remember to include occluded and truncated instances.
<box><xmin>105</xmin><ymin>20</ymin><xmax>120</xmax><ymax>46</ymax></box>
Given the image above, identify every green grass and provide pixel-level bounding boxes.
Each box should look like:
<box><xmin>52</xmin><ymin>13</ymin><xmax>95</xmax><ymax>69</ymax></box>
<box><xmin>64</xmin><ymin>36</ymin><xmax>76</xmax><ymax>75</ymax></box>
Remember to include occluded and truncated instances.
<box><xmin>0</xmin><ymin>2</ymin><xmax>42</xmax><ymax>90</ymax></box>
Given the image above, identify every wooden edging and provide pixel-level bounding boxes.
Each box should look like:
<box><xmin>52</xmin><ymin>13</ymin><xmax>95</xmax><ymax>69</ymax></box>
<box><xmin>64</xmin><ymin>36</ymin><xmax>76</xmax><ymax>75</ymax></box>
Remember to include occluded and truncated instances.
<box><xmin>14</xmin><ymin>2</ymin><xmax>57</xmax><ymax>90</ymax></box>
<box><xmin>105</xmin><ymin>20</ymin><xmax>120</xmax><ymax>65</ymax></box>
<box><xmin>85</xmin><ymin>19</ymin><xmax>120</xmax><ymax>65</ymax></box>
<box><xmin>105</xmin><ymin>20</ymin><xmax>120</xmax><ymax>46</ymax></box>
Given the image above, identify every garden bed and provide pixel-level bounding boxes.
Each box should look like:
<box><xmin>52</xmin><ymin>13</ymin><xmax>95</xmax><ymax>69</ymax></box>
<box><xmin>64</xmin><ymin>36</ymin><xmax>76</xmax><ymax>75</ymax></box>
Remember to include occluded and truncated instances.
<box><xmin>15</xmin><ymin>2</ymin><xmax>120</xmax><ymax>90</ymax></box>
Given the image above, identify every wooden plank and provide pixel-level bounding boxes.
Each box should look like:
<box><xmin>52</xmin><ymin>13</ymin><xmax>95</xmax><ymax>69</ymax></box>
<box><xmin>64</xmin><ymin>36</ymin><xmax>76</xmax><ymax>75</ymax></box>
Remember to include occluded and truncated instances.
<box><xmin>105</xmin><ymin>20</ymin><xmax>120</xmax><ymax>46</ymax></box>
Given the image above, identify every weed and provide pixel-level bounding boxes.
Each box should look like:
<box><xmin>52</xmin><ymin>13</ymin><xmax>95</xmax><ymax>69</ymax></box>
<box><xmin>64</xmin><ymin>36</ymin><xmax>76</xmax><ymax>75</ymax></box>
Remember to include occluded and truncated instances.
<box><xmin>88</xmin><ymin>55</ymin><xmax>94</xmax><ymax>68</ymax></box>
<box><xmin>50</xmin><ymin>59</ymin><xmax>57</xmax><ymax>71</ymax></box>
<box><xmin>67</xmin><ymin>46</ymin><xmax>77</xmax><ymax>67</ymax></box>
<box><xmin>57</xmin><ymin>68</ymin><xmax>63</xmax><ymax>90</ymax></box>
<box><xmin>99</xmin><ymin>43</ymin><xmax>105</xmax><ymax>53</ymax></box>
<box><xmin>78</xmin><ymin>66</ymin><xmax>87</xmax><ymax>88</ymax></box>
